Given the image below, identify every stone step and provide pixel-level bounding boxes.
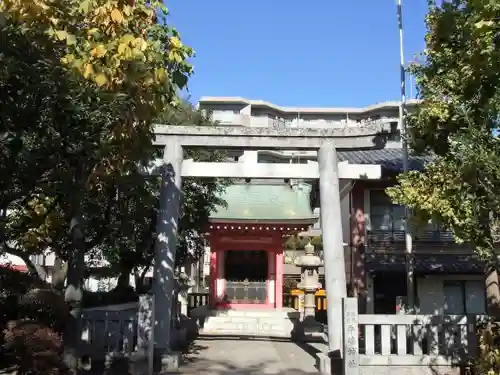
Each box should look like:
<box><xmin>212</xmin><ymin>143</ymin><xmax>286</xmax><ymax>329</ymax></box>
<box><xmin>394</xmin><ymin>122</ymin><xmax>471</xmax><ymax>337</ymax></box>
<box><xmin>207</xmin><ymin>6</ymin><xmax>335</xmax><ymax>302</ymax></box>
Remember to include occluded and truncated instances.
<box><xmin>191</xmin><ymin>307</ymin><xmax>300</xmax><ymax>339</ymax></box>
<box><xmin>199</xmin><ymin>317</ymin><xmax>296</xmax><ymax>338</ymax></box>
<box><xmin>191</xmin><ymin>306</ymin><xmax>300</xmax><ymax>319</ymax></box>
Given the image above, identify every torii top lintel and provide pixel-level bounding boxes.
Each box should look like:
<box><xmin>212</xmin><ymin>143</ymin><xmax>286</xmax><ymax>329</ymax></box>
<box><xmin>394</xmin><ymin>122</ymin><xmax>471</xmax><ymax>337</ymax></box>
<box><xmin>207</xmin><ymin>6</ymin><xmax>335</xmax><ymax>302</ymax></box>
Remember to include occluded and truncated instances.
<box><xmin>153</xmin><ymin>122</ymin><xmax>391</xmax><ymax>150</ymax></box>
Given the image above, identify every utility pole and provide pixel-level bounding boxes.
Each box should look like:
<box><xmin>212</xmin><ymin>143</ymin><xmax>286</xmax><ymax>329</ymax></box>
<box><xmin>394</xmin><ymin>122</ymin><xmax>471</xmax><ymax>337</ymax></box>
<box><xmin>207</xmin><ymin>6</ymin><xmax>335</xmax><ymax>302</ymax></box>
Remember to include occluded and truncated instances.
<box><xmin>396</xmin><ymin>0</ymin><xmax>414</xmax><ymax>310</ymax></box>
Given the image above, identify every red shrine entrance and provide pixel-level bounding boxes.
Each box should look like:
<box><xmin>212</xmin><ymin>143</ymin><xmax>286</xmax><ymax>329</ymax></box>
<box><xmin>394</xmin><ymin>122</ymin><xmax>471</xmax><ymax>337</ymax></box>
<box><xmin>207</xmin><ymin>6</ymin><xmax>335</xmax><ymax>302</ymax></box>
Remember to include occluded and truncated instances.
<box><xmin>208</xmin><ymin>222</ymin><xmax>309</xmax><ymax>309</ymax></box>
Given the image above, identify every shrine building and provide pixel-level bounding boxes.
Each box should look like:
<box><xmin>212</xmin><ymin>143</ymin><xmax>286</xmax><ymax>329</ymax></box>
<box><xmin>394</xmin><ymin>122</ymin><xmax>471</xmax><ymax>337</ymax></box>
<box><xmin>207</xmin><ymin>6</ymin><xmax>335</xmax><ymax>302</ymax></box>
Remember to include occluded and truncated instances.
<box><xmin>206</xmin><ymin>181</ymin><xmax>318</xmax><ymax>309</ymax></box>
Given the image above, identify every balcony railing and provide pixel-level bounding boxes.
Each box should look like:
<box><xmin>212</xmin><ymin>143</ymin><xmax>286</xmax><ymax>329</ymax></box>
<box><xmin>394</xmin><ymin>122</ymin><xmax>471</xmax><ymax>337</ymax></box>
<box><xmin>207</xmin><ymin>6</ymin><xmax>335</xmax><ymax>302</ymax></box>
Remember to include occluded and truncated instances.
<box><xmin>366</xmin><ymin>230</ymin><xmax>469</xmax><ymax>253</ymax></box>
<box><xmin>211</xmin><ymin>112</ymin><xmax>251</xmax><ymax>126</ymax></box>
<box><xmin>208</xmin><ymin>113</ymin><xmax>396</xmax><ymax>130</ymax></box>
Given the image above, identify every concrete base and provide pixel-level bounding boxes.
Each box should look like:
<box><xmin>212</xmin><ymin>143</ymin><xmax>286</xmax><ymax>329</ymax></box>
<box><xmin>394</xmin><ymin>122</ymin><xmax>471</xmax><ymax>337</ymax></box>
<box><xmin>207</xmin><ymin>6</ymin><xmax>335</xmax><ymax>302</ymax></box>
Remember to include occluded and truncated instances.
<box><xmin>190</xmin><ymin>307</ymin><xmax>300</xmax><ymax>338</ymax></box>
<box><xmin>99</xmin><ymin>350</ymin><xmax>180</xmax><ymax>375</ymax></box>
<box><xmin>155</xmin><ymin>350</ymin><xmax>181</xmax><ymax>374</ymax></box>
<box><xmin>316</xmin><ymin>352</ymin><xmax>343</xmax><ymax>375</ymax></box>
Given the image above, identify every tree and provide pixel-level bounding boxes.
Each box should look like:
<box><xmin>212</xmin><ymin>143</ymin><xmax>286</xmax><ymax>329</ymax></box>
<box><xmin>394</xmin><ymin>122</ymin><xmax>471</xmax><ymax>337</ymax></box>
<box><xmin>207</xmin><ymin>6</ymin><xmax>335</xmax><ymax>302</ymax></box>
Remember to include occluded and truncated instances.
<box><xmin>1</xmin><ymin>0</ymin><xmax>194</xmax><ymax>371</ymax></box>
<box><xmin>89</xmin><ymin>103</ymin><xmax>228</xmax><ymax>291</ymax></box>
<box><xmin>386</xmin><ymin>0</ymin><xmax>500</xmax><ymax>315</ymax></box>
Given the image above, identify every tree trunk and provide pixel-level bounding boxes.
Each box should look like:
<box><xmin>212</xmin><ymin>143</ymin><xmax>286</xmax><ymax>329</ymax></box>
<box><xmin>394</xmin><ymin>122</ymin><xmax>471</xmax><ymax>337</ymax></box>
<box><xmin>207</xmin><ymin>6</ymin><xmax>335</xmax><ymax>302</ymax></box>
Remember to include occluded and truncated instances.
<box><xmin>63</xmin><ymin>217</ymin><xmax>86</xmax><ymax>375</ymax></box>
<box><xmin>479</xmin><ymin>209</ymin><xmax>500</xmax><ymax>318</ymax></box>
<box><xmin>485</xmin><ymin>265</ymin><xmax>500</xmax><ymax>318</ymax></box>
<box><xmin>134</xmin><ymin>273</ymin><xmax>143</xmax><ymax>292</ymax></box>
<box><xmin>115</xmin><ymin>263</ymin><xmax>133</xmax><ymax>291</ymax></box>
<box><xmin>51</xmin><ymin>257</ymin><xmax>67</xmax><ymax>292</ymax></box>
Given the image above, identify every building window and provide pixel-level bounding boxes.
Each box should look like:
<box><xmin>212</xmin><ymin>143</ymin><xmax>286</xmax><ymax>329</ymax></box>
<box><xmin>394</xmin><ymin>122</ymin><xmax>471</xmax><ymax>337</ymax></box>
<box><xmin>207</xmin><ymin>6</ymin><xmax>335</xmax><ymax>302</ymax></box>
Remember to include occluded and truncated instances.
<box><xmin>388</xmin><ymin>121</ymin><xmax>401</xmax><ymax>142</ymax></box>
<box><xmin>369</xmin><ymin>190</ymin><xmax>452</xmax><ymax>240</ymax></box>
<box><xmin>443</xmin><ymin>280</ymin><xmax>486</xmax><ymax>314</ymax></box>
<box><xmin>369</xmin><ymin>190</ymin><xmax>406</xmax><ymax>232</ymax></box>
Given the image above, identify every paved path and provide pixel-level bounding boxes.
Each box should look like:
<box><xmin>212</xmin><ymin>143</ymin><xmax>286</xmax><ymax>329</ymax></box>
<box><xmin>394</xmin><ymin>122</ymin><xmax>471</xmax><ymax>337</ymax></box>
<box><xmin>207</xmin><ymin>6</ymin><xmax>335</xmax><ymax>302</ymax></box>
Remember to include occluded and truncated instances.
<box><xmin>179</xmin><ymin>338</ymin><xmax>320</xmax><ymax>374</ymax></box>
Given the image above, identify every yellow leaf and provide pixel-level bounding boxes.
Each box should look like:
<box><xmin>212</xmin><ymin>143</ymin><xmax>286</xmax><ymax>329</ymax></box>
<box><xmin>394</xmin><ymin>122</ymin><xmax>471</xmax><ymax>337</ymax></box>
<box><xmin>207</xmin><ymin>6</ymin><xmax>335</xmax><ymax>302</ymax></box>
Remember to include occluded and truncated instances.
<box><xmin>90</xmin><ymin>44</ymin><xmax>107</xmax><ymax>58</ymax></box>
<box><xmin>110</xmin><ymin>8</ymin><xmax>123</xmax><ymax>23</ymax></box>
<box><xmin>61</xmin><ymin>53</ymin><xmax>75</xmax><ymax>64</ymax></box>
<box><xmin>131</xmin><ymin>48</ymin><xmax>145</xmax><ymax>61</ymax></box>
<box><xmin>169</xmin><ymin>36</ymin><xmax>181</xmax><ymax>49</ymax></box>
<box><xmin>94</xmin><ymin>74</ymin><xmax>108</xmax><ymax>86</ymax></box>
<box><xmin>72</xmin><ymin>58</ymin><xmax>83</xmax><ymax>68</ymax></box>
<box><xmin>83</xmin><ymin>63</ymin><xmax>94</xmax><ymax>79</ymax></box>
<box><xmin>134</xmin><ymin>37</ymin><xmax>148</xmax><ymax>51</ymax></box>
<box><xmin>475</xmin><ymin>20</ymin><xmax>494</xmax><ymax>29</ymax></box>
<box><xmin>80</xmin><ymin>0</ymin><xmax>91</xmax><ymax>13</ymax></box>
<box><xmin>123</xmin><ymin>5</ymin><xmax>132</xmax><ymax>16</ymax></box>
<box><xmin>117</xmin><ymin>42</ymin><xmax>128</xmax><ymax>55</ymax></box>
<box><xmin>87</xmin><ymin>28</ymin><xmax>100</xmax><ymax>38</ymax></box>
<box><xmin>54</xmin><ymin>30</ymin><xmax>68</xmax><ymax>41</ymax></box>
<box><xmin>155</xmin><ymin>67</ymin><xmax>167</xmax><ymax>82</ymax></box>
<box><xmin>110</xmin><ymin>57</ymin><xmax>121</xmax><ymax>68</ymax></box>
<box><xmin>65</xmin><ymin>33</ymin><xmax>76</xmax><ymax>45</ymax></box>
<box><xmin>120</xmin><ymin>34</ymin><xmax>135</xmax><ymax>45</ymax></box>
<box><xmin>169</xmin><ymin>50</ymin><xmax>183</xmax><ymax>63</ymax></box>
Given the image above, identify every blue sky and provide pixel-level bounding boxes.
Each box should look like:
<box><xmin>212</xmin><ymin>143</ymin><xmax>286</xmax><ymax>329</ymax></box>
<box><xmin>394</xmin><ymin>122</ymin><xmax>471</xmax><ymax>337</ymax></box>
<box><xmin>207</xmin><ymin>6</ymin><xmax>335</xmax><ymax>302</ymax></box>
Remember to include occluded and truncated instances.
<box><xmin>167</xmin><ymin>0</ymin><xmax>429</xmax><ymax>107</ymax></box>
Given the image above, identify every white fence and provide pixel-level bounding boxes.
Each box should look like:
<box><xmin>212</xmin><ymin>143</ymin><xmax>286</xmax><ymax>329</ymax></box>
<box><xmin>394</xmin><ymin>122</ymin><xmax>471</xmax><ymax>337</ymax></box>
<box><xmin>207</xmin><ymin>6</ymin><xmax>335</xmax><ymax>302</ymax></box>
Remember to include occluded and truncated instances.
<box><xmin>342</xmin><ymin>297</ymin><xmax>482</xmax><ymax>375</ymax></box>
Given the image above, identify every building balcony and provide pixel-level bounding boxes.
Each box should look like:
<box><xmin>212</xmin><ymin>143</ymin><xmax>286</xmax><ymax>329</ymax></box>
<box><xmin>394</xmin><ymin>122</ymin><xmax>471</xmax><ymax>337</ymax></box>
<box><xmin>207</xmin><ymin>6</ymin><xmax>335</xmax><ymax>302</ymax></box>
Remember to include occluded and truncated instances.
<box><xmin>211</xmin><ymin>112</ymin><xmax>251</xmax><ymax>126</ymax></box>
<box><xmin>366</xmin><ymin>230</ymin><xmax>472</xmax><ymax>254</ymax></box>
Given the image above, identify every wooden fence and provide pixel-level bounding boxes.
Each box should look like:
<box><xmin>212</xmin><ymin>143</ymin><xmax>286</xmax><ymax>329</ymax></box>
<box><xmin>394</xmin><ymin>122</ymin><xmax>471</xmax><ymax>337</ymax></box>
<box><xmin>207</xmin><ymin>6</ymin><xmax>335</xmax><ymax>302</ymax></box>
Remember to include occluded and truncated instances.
<box><xmin>80</xmin><ymin>294</ymin><xmax>184</xmax><ymax>361</ymax></box>
<box><xmin>80</xmin><ymin>302</ymin><xmax>140</xmax><ymax>360</ymax></box>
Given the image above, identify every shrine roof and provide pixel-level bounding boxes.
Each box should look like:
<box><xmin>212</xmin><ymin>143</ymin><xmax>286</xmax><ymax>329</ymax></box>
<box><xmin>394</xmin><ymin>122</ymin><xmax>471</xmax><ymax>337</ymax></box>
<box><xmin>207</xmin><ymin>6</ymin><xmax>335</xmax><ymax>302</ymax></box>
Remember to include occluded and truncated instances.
<box><xmin>338</xmin><ymin>149</ymin><xmax>432</xmax><ymax>172</ymax></box>
<box><xmin>210</xmin><ymin>182</ymin><xmax>317</xmax><ymax>224</ymax></box>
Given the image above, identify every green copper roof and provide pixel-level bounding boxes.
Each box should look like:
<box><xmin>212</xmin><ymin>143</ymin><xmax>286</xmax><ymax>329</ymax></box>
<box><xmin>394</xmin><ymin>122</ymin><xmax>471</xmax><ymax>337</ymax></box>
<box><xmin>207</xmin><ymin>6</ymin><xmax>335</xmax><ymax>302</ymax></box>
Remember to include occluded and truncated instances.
<box><xmin>210</xmin><ymin>182</ymin><xmax>317</xmax><ymax>223</ymax></box>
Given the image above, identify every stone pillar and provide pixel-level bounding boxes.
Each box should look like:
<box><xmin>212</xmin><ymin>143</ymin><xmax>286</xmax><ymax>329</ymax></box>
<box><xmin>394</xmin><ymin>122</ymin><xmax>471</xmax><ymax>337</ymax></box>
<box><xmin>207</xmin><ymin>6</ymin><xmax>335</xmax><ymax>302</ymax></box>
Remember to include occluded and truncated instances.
<box><xmin>153</xmin><ymin>141</ymin><xmax>183</xmax><ymax>370</ymax></box>
<box><xmin>318</xmin><ymin>143</ymin><xmax>347</xmax><ymax>356</ymax></box>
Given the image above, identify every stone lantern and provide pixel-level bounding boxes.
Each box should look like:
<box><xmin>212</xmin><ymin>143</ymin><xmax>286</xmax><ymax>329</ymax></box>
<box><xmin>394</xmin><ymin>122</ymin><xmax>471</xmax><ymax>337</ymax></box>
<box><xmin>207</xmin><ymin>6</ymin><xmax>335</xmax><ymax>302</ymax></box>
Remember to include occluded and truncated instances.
<box><xmin>176</xmin><ymin>266</ymin><xmax>194</xmax><ymax>317</ymax></box>
<box><xmin>295</xmin><ymin>241</ymin><xmax>323</xmax><ymax>336</ymax></box>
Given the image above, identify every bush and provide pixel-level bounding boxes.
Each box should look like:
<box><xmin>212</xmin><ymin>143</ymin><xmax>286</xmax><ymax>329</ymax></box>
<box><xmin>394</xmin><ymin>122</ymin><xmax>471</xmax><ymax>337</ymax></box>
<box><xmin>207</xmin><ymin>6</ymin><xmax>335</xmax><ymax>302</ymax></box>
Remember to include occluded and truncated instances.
<box><xmin>81</xmin><ymin>285</ymin><xmax>138</xmax><ymax>308</ymax></box>
<box><xmin>18</xmin><ymin>289</ymin><xmax>69</xmax><ymax>334</ymax></box>
<box><xmin>1</xmin><ymin>268</ymin><xmax>70</xmax><ymax>375</ymax></box>
<box><xmin>474</xmin><ymin>318</ymin><xmax>500</xmax><ymax>375</ymax></box>
<box><xmin>2</xmin><ymin>320</ymin><xmax>66</xmax><ymax>375</ymax></box>
<box><xmin>0</xmin><ymin>268</ymin><xmax>49</xmax><ymax>327</ymax></box>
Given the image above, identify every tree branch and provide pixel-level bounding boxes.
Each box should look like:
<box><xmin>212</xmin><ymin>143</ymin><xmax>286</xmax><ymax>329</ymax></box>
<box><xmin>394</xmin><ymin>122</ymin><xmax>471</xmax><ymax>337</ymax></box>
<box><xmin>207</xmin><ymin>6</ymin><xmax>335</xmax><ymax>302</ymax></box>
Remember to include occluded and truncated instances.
<box><xmin>2</xmin><ymin>242</ymin><xmax>46</xmax><ymax>280</ymax></box>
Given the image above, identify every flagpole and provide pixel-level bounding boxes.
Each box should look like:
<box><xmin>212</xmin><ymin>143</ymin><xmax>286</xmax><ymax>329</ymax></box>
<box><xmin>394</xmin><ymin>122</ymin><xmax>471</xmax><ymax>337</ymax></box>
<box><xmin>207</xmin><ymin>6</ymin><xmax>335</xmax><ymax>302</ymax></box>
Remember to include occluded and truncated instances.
<box><xmin>396</xmin><ymin>0</ymin><xmax>414</xmax><ymax>310</ymax></box>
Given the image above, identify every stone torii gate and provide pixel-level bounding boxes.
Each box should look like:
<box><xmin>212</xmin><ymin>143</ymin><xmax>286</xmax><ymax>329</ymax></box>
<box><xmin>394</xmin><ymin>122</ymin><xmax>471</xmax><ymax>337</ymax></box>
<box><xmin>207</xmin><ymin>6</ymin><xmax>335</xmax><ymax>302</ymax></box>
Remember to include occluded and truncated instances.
<box><xmin>151</xmin><ymin>124</ymin><xmax>388</xmax><ymax>371</ymax></box>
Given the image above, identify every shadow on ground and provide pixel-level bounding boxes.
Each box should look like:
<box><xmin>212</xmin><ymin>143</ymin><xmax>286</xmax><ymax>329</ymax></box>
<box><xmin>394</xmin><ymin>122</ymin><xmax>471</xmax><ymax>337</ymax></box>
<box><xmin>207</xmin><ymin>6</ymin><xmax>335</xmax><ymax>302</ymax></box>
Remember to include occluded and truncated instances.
<box><xmin>74</xmin><ymin>337</ymin><xmax>324</xmax><ymax>375</ymax></box>
<box><xmin>178</xmin><ymin>358</ymin><xmax>320</xmax><ymax>375</ymax></box>
<box><xmin>178</xmin><ymin>338</ymin><xmax>321</xmax><ymax>374</ymax></box>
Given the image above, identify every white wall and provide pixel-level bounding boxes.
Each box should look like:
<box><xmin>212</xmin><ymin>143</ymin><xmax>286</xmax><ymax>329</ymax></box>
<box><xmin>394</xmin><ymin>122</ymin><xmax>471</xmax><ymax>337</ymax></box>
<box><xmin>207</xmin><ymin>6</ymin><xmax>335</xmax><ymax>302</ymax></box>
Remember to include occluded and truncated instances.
<box><xmin>0</xmin><ymin>252</ymin><xmax>25</xmax><ymax>267</ymax></box>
